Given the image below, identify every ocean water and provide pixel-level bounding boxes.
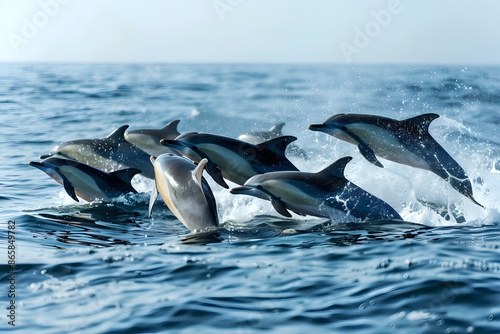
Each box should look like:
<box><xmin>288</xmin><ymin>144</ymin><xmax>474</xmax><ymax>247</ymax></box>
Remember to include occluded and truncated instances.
<box><xmin>1</xmin><ymin>63</ymin><xmax>499</xmax><ymax>333</ymax></box>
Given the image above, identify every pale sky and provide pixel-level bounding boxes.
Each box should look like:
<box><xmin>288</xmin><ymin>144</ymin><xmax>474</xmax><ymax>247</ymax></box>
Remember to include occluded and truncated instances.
<box><xmin>1</xmin><ymin>0</ymin><xmax>499</xmax><ymax>65</ymax></box>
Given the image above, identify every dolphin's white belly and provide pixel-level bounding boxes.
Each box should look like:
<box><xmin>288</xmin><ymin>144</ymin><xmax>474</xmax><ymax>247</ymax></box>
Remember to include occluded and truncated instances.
<box><xmin>59</xmin><ymin>166</ymin><xmax>110</xmax><ymax>201</ymax></box>
<box><xmin>155</xmin><ymin>168</ymin><xmax>188</xmax><ymax>226</ymax></box>
<box><xmin>262</xmin><ymin>180</ymin><xmax>340</xmax><ymax>218</ymax></box>
<box><xmin>155</xmin><ymin>164</ymin><xmax>216</xmax><ymax>231</ymax></box>
<box><xmin>348</xmin><ymin>124</ymin><xmax>431</xmax><ymax>170</ymax></box>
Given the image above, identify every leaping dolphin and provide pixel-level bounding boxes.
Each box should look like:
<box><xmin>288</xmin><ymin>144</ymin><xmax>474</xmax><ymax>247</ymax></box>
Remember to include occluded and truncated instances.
<box><xmin>238</xmin><ymin>123</ymin><xmax>308</xmax><ymax>159</ymax></box>
<box><xmin>149</xmin><ymin>155</ymin><xmax>219</xmax><ymax>232</ymax></box>
<box><xmin>160</xmin><ymin>133</ymin><xmax>299</xmax><ymax>188</ymax></box>
<box><xmin>309</xmin><ymin>113</ymin><xmax>483</xmax><ymax>208</ymax></box>
<box><xmin>230</xmin><ymin>157</ymin><xmax>402</xmax><ymax>221</ymax></box>
<box><xmin>29</xmin><ymin>157</ymin><xmax>141</xmax><ymax>202</ymax></box>
<box><xmin>125</xmin><ymin>120</ymin><xmax>181</xmax><ymax>156</ymax></box>
<box><xmin>41</xmin><ymin>125</ymin><xmax>154</xmax><ymax>179</ymax></box>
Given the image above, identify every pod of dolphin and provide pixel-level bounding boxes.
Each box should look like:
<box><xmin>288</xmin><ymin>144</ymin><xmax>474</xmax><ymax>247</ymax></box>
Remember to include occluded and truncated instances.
<box><xmin>30</xmin><ymin>113</ymin><xmax>484</xmax><ymax>234</ymax></box>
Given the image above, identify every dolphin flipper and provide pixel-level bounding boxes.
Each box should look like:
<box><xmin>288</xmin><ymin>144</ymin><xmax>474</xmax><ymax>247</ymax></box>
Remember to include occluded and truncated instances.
<box><xmin>341</xmin><ymin>128</ymin><xmax>384</xmax><ymax>168</ymax></box>
<box><xmin>57</xmin><ymin>170</ymin><xmax>79</xmax><ymax>202</ymax></box>
<box><xmin>148</xmin><ymin>156</ymin><xmax>158</xmax><ymax>218</ymax></box>
<box><xmin>449</xmin><ymin>177</ymin><xmax>484</xmax><ymax>208</ymax></box>
<box><xmin>205</xmin><ymin>161</ymin><xmax>229</xmax><ymax>188</ymax></box>
<box><xmin>271</xmin><ymin>198</ymin><xmax>292</xmax><ymax>218</ymax></box>
<box><xmin>148</xmin><ymin>185</ymin><xmax>158</xmax><ymax>218</ymax></box>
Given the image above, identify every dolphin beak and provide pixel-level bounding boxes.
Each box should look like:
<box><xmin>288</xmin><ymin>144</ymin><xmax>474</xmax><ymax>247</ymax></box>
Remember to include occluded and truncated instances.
<box><xmin>40</xmin><ymin>154</ymin><xmax>51</xmax><ymax>159</ymax></box>
<box><xmin>29</xmin><ymin>161</ymin><xmax>44</xmax><ymax>168</ymax></box>
<box><xmin>308</xmin><ymin>124</ymin><xmax>326</xmax><ymax>131</ymax></box>
<box><xmin>230</xmin><ymin>186</ymin><xmax>255</xmax><ymax>195</ymax></box>
<box><xmin>230</xmin><ymin>186</ymin><xmax>269</xmax><ymax>200</ymax></box>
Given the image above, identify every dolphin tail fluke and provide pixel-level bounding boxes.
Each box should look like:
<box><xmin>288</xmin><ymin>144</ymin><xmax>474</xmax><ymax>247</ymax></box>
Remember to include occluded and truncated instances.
<box><xmin>468</xmin><ymin>196</ymin><xmax>485</xmax><ymax>209</ymax></box>
<box><xmin>271</xmin><ymin>198</ymin><xmax>292</xmax><ymax>218</ymax></box>
<box><xmin>449</xmin><ymin>177</ymin><xmax>485</xmax><ymax>208</ymax></box>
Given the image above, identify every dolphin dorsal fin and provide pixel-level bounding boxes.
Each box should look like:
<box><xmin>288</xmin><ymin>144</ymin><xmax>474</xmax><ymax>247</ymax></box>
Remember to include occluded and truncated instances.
<box><xmin>318</xmin><ymin>156</ymin><xmax>353</xmax><ymax>178</ymax></box>
<box><xmin>107</xmin><ymin>125</ymin><xmax>129</xmax><ymax>142</ymax></box>
<box><xmin>258</xmin><ymin>135</ymin><xmax>297</xmax><ymax>155</ymax></box>
<box><xmin>270</xmin><ymin>123</ymin><xmax>286</xmax><ymax>135</ymax></box>
<box><xmin>193</xmin><ymin>158</ymin><xmax>208</xmax><ymax>186</ymax></box>
<box><xmin>403</xmin><ymin>113</ymin><xmax>440</xmax><ymax>134</ymax></box>
<box><xmin>161</xmin><ymin>120</ymin><xmax>181</xmax><ymax>138</ymax></box>
<box><xmin>110</xmin><ymin>168</ymin><xmax>142</xmax><ymax>183</ymax></box>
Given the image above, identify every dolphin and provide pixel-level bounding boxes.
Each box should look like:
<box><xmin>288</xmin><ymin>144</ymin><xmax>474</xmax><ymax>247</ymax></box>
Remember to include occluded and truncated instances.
<box><xmin>41</xmin><ymin>125</ymin><xmax>154</xmax><ymax>179</ymax></box>
<box><xmin>238</xmin><ymin>123</ymin><xmax>286</xmax><ymax>143</ymax></box>
<box><xmin>230</xmin><ymin>157</ymin><xmax>402</xmax><ymax>221</ymax></box>
<box><xmin>160</xmin><ymin>133</ymin><xmax>299</xmax><ymax>188</ymax></box>
<box><xmin>124</xmin><ymin>120</ymin><xmax>181</xmax><ymax>156</ymax></box>
<box><xmin>29</xmin><ymin>157</ymin><xmax>141</xmax><ymax>202</ymax></box>
<box><xmin>309</xmin><ymin>113</ymin><xmax>483</xmax><ymax>208</ymax></box>
<box><xmin>149</xmin><ymin>155</ymin><xmax>219</xmax><ymax>232</ymax></box>
<box><xmin>238</xmin><ymin>122</ymin><xmax>308</xmax><ymax>159</ymax></box>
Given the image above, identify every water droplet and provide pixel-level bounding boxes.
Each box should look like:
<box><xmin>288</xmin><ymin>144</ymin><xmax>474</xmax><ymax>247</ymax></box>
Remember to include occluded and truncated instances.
<box><xmin>488</xmin><ymin>314</ymin><xmax>494</xmax><ymax>321</ymax></box>
<box><xmin>466</xmin><ymin>326</ymin><xmax>475</xmax><ymax>332</ymax></box>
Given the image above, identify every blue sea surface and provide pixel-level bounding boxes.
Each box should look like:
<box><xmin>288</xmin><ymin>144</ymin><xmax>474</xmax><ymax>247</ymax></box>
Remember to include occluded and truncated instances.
<box><xmin>0</xmin><ymin>63</ymin><xmax>499</xmax><ymax>333</ymax></box>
